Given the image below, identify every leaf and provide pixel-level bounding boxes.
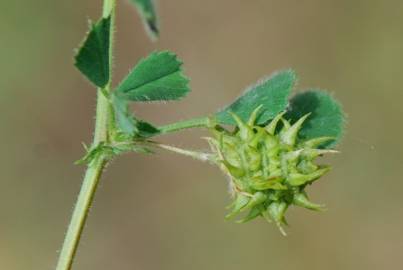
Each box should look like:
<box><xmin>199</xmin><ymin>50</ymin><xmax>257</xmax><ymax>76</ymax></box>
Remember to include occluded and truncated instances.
<box><xmin>216</xmin><ymin>70</ymin><xmax>296</xmax><ymax>125</ymax></box>
<box><xmin>115</xmin><ymin>51</ymin><xmax>190</xmax><ymax>102</ymax></box>
<box><xmin>112</xmin><ymin>94</ymin><xmax>160</xmax><ymax>138</ymax></box>
<box><xmin>136</xmin><ymin>120</ymin><xmax>160</xmax><ymax>137</ymax></box>
<box><xmin>112</xmin><ymin>95</ymin><xmax>137</xmax><ymax>135</ymax></box>
<box><xmin>75</xmin><ymin>16</ymin><xmax>111</xmax><ymax>88</ymax></box>
<box><xmin>286</xmin><ymin>90</ymin><xmax>346</xmax><ymax>148</ymax></box>
<box><xmin>129</xmin><ymin>0</ymin><xmax>159</xmax><ymax>39</ymax></box>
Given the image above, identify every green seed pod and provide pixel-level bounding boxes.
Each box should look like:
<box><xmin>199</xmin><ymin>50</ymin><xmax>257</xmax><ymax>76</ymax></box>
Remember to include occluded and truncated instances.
<box><xmin>208</xmin><ymin>107</ymin><xmax>338</xmax><ymax>234</ymax></box>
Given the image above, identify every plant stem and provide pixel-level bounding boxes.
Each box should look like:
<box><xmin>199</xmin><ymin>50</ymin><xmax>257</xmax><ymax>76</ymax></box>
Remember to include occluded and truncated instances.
<box><xmin>143</xmin><ymin>141</ymin><xmax>215</xmax><ymax>162</ymax></box>
<box><xmin>55</xmin><ymin>157</ymin><xmax>107</xmax><ymax>270</ymax></box>
<box><xmin>55</xmin><ymin>1</ymin><xmax>116</xmax><ymax>269</ymax></box>
<box><xmin>158</xmin><ymin>116</ymin><xmax>211</xmax><ymax>134</ymax></box>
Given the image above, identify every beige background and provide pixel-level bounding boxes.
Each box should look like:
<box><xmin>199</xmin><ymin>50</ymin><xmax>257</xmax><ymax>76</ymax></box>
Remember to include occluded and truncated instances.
<box><xmin>1</xmin><ymin>0</ymin><xmax>403</xmax><ymax>269</ymax></box>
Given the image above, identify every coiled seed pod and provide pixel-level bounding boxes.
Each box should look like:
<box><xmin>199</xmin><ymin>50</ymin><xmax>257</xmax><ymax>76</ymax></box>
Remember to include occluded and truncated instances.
<box><xmin>208</xmin><ymin>106</ymin><xmax>338</xmax><ymax>234</ymax></box>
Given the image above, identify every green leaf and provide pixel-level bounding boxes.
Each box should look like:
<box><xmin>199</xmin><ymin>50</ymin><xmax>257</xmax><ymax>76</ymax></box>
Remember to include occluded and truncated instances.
<box><xmin>112</xmin><ymin>95</ymin><xmax>137</xmax><ymax>135</ymax></box>
<box><xmin>286</xmin><ymin>90</ymin><xmax>345</xmax><ymax>148</ymax></box>
<box><xmin>112</xmin><ymin>94</ymin><xmax>160</xmax><ymax>138</ymax></box>
<box><xmin>75</xmin><ymin>16</ymin><xmax>111</xmax><ymax>88</ymax></box>
<box><xmin>216</xmin><ymin>70</ymin><xmax>296</xmax><ymax>125</ymax></box>
<box><xmin>136</xmin><ymin>120</ymin><xmax>160</xmax><ymax>137</ymax></box>
<box><xmin>129</xmin><ymin>0</ymin><xmax>159</xmax><ymax>39</ymax></box>
<box><xmin>115</xmin><ymin>51</ymin><xmax>190</xmax><ymax>102</ymax></box>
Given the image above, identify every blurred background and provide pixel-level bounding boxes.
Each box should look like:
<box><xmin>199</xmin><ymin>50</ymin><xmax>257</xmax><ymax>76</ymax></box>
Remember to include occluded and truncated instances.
<box><xmin>1</xmin><ymin>0</ymin><xmax>403</xmax><ymax>269</ymax></box>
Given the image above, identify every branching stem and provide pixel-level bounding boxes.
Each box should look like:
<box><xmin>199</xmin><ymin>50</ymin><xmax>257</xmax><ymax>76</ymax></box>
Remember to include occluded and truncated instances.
<box><xmin>55</xmin><ymin>1</ymin><xmax>116</xmax><ymax>269</ymax></box>
<box><xmin>56</xmin><ymin>2</ymin><xmax>217</xmax><ymax>269</ymax></box>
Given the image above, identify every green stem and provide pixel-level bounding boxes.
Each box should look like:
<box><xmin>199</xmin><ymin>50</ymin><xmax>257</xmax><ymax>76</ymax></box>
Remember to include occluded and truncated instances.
<box><xmin>55</xmin><ymin>157</ymin><xmax>107</xmax><ymax>270</ymax></box>
<box><xmin>55</xmin><ymin>1</ymin><xmax>116</xmax><ymax>269</ymax></box>
<box><xmin>102</xmin><ymin>0</ymin><xmax>114</xmax><ymax>17</ymax></box>
<box><xmin>93</xmin><ymin>89</ymin><xmax>110</xmax><ymax>143</ymax></box>
<box><xmin>144</xmin><ymin>141</ymin><xmax>215</xmax><ymax>162</ymax></box>
<box><xmin>158</xmin><ymin>116</ymin><xmax>211</xmax><ymax>134</ymax></box>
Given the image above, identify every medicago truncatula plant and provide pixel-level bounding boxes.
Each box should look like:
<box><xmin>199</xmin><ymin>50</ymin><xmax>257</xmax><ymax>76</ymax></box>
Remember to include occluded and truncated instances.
<box><xmin>55</xmin><ymin>0</ymin><xmax>346</xmax><ymax>269</ymax></box>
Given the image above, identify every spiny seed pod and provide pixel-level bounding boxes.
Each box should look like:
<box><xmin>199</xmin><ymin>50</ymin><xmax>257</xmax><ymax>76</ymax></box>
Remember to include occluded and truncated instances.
<box><xmin>207</xmin><ymin>106</ymin><xmax>338</xmax><ymax>235</ymax></box>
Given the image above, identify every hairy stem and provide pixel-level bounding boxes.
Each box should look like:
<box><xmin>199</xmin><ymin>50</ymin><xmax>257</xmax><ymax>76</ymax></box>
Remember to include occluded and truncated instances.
<box><xmin>158</xmin><ymin>116</ymin><xmax>211</xmax><ymax>134</ymax></box>
<box><xmin>55</xmin><ymin>1</ymin><xmax>116</xmax><ymax>269</ymax></box>
<box><xmin>55</xmin><ymin>157</ymin><xmax>107</xmax><ymax>270</ymax></box>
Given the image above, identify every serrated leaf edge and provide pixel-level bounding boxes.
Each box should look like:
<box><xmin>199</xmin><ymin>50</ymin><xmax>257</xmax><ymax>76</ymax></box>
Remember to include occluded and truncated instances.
<box><xmin>115</xmin><ymin>50</ymin><xmax>190</xmax><ymax>102</ymax></box>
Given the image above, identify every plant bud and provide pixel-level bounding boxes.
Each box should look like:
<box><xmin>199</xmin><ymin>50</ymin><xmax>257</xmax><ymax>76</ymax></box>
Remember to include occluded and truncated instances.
<box><xmin>208</xmin><ymin>108</ymin><xmax>337</xmax><ymax>234</ymax></box>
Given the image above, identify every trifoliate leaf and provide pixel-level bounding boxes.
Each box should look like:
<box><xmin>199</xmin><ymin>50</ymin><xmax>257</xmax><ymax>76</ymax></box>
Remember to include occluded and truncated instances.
<box><xmin>128</xmin><ymin>0</ymin><xmax>159</xmax><ymax>39</ymax></box>
<box><xmin>216</xmin><ymin>70</ymin><xmax>296</xmax><ymax>125</ymax></box>
<box><xmin>112</xmin><ymin>94</ymin><xmax>160</xmax><ymax>138</ymax></box>
<box><xmin>115</xmin><ymin>51</ymin><xmax>190</xmax><ymax>102</ymax></box>
<box><xmin>75</xmin><ymin>16</ymin><xmax>111</xmax><ymax>88</ymax></box>
<box><xmin>286</xmin><ymin>90</ymin><xmax>345</xmax><ymax>148</ymax></box>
